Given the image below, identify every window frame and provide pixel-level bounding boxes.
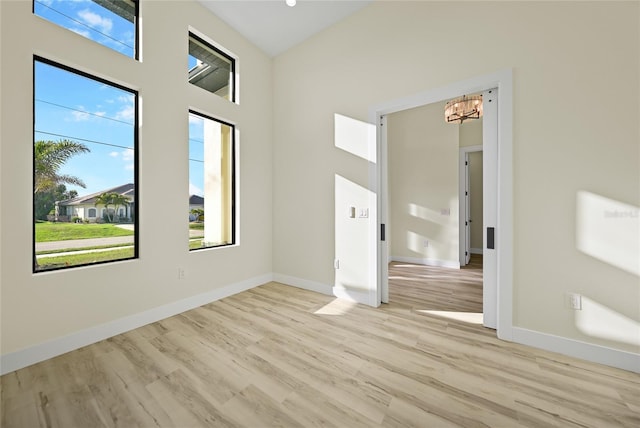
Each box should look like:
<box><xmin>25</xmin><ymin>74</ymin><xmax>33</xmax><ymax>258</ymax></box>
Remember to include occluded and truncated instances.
<box><xmin>188</xmin><ymin>31</ymin><xmax>237</xmax><ymax>103</ymax></box>
<box><xmin>33</xmin><ymin>55</ymin><xmax>140</xmax><ymax>273</ymax></box>
<box><xmin>188</xmin><ymin>109</ymin><xmax>237</xmax><ymax>251</ymax></box>
<box><xmin>32</xmin><ymin>0</ymin><xmax>140</xmax><ymax>60</ymax></box>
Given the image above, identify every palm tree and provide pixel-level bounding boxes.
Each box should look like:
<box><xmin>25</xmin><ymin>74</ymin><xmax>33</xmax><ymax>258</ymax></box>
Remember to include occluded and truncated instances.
<box><xmin>34</xmin><ymin>139</ymin><xmax>90</xmax><ymax>194</ymax></box>
<box><xmin>94</xmin><ymin>192</ymin><xmax>115</xmax><ymax>222</ymax></box>
<box><xmin>110</xmin><ymin>193</ymin><xmax>130</xmax><ymax>222</ymax></box>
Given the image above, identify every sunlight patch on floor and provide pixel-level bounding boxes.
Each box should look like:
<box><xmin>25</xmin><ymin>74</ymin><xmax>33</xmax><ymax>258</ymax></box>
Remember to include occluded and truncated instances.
<box><xmin>314</xmin><ymin>298</ymin><xmax>357</xmax><ymax>315</ymax></box>
<box><xmin>417</xmin><ymin>310</ymin><xmax>484</xmax><ymax>324</ymax></box>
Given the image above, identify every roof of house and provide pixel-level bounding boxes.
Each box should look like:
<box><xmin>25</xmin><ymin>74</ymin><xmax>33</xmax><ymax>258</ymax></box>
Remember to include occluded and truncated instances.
<box><xmin>189</xmin><ymin>195</ymin><xmax>204</xmax><ymax>205</ymax></box>
<box><xmin>58</xmin><ymin>183</ymin><xmax>135</xmax><ymax>206</ymax></box>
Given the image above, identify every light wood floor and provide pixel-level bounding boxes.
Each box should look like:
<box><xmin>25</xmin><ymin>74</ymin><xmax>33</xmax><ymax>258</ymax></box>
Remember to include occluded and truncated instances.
<box><xmin>2</xmin><ymin>261</ymin><xmax>639</xmax><ymax>427</ymax></box>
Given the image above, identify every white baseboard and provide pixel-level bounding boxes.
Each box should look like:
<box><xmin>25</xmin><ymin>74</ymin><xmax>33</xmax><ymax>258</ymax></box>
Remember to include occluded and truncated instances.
<box><xmin>470</xmin><ymin>248</ymin><xmax>483</xmax><ymax>255</ymax></box>
<box><xmin>0</xmin><ymin>274</ymin><xmax>273</xmax><ymax>375</ymax></box>
<box><xmin>332</xmin><ymin>286</ymin><xmax>374</xmax><ymax>305</ymax></box>
<box><xmin>512</xmin><ymin>327</ymin><xmax>640</xmax><ymax>374</ymax></box>
<box><xmin>272</xmin><ymin>273</ymin><xmax>333</xmax><ymax>295</ymax></box>
<box><xmin>391</xmin><ymin>256</ymin><xmax>460</xmax><ymax>269</ymax></box>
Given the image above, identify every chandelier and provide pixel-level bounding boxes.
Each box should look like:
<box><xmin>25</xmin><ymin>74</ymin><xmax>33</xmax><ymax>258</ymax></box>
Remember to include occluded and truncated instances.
<box><xmin>444</xmin><ymin>94</ymin><xmax>483</xmax><ymax>124</ymax></box>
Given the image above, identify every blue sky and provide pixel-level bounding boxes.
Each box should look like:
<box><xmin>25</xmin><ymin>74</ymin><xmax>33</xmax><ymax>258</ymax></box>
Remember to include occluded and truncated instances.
<box><xmin>34</xmin><ymin>0</ymin><xmax>205</xmax><ymax>198</ymax></box>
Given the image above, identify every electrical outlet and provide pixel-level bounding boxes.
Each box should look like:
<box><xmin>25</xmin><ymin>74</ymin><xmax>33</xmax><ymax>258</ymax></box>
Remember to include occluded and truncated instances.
<box><xmin>568</xmin><ymin>293</ymin><xmax>582</xmax><ymax>310</ymax></box>
<box><xmin>334</xmin><ymin>259</ymin><xmax>340</xmax><ymax>269</ymax></box>
<box><xmin>178</xmin><ymin>268</ymin><xmax>186</xmax><ymax>280</ymax></box>
<box><xmin>423</xmin><ymin>240</ymin><xmax>429</xmax><ymax>248</ymax></box>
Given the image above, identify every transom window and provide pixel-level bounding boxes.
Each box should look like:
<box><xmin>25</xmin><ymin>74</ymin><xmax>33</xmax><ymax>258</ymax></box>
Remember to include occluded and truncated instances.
<box><xmin>188</xmin><ymin>32</ymin><xmax>236</xmax><ymax>102</ymax></box>
<box><xmin>34</xmin><ymin>0</ymin><xmax>139</xmax><ymax>59</ymax></box>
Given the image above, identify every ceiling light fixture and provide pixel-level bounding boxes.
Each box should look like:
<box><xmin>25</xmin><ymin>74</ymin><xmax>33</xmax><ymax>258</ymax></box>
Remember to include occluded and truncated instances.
<box><xmin>286</xmin><ymin>0</ymin><xmax>296</xmax><ymax>7</ymax></box>
<box><xmin>444</xmin><ymin>94</ymin><xmax>483</xmax><ymax>124</ymax></box>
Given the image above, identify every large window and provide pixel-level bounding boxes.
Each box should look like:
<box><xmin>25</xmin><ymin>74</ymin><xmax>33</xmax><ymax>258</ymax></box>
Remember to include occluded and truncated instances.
<box><xmin>34</xmin><ymin>0</ymin><xmax>138</xmax><ymax>59</ymax></box>
<box><xmin>34</xmin><ymin>57</ymin><xmax>138</xmax><ymax>272</ymax></box>
<box><xmin>188</xmin><ymin>111</ymin><xmax>235</xmax><ymax>250</ymax></box>
<box><xmin>188</xmin><ymin>32</ymin><xmax>236</xmax><ymax>102</ymax></box>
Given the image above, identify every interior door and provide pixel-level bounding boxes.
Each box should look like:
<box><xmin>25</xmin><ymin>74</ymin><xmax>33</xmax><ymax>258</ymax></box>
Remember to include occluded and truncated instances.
<box><xmin>482</xmin><ymin>88</ymin><xmax>498</xmax><ymax>329</ymax></box>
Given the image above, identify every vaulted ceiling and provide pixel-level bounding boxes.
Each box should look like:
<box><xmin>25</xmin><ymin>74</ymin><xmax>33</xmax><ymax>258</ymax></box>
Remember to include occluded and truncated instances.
<box><xmin>198</xmin><ymin>1</ymin><xmax>372</xmax><ymax>57</ymax></box>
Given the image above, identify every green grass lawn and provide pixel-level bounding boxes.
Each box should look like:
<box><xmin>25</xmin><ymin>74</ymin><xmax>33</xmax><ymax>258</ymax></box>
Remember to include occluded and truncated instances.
<box><xmin>35</xmin><ymin>222</ymin><xmax>134</xmax><ymax>242</ymax></box>
<box><xmin>189</xmin><ymin>222</ymin><xmax>204</xmax><ymax>230</ymax></box>
<box><xmin>189</xmin><ymin>239</ymin><xmax>203</xmax><ymax>250</ymax></box>
<box><xmin>36</xmin><ymin>248</ymin><xmax>135</xmax><ymax>270</ymax></box>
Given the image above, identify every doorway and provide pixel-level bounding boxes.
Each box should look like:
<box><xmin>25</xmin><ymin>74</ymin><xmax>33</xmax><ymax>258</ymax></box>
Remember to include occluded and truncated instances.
<box><xmin>370</xmin><ymin>70</ymin><xmax>513</xmax><ymax>338</ymax></box>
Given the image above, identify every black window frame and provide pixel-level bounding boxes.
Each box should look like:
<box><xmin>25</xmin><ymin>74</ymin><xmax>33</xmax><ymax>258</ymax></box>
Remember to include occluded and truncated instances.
<box><xmin>188</xmin><ymin>32</ymin><xmax>237</xmax><ymax>103</ymax></box>
<box><xmin>33</xmin><ymin>55</ymin><xmax>140</xmax><ymax>273</ymax></box>
<box><xmin>188</xmin><ymin>110</ymin><xmax>237</xmax><ymax>251</ymax></box>
<box><xmin>33</xmin><ymin>0</ymin><xmax>140</xmax><ymax>61</ymax></box>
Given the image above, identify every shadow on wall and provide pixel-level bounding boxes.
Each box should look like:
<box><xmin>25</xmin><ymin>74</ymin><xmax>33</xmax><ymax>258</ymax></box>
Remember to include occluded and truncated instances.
<box><xmin>575</xmin><ymin>190</ymin><xmax>640</xmax><ymax>349</ymax></box>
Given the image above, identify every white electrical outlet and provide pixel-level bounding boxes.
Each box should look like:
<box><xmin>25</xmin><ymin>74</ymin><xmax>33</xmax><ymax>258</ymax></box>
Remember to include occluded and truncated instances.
<box><xmin>178</xmin><ymin>268</ymin><xmax>186</xmax><ymax>280</ymax></box>
<box><xmin>334</xmin><ymin>259</ymin><xmax>340</xmax><ymax>269</ymax></box>
<box><xmin>568</xmin><ymin>293</ymin><xmax>582</xmax><ymax>310</ymax></box>
<box><xmin>423</xmin><ymin>240</ymin><xmax>429</xmax><ymax>248</ymax></box>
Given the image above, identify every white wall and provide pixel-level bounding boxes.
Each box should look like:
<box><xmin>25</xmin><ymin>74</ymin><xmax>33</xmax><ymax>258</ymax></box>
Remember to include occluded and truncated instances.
<box><xmin>273</xmin><ymin>1</ymin><xmax>639</xmax><ymax>355</ymax></box>
<box><xmin>0</xmin><ymin>1</ymin><xmax>272</xmax><ymax>358</ymax></box>
<box><xmin>388</xmin><ymin>101</ymin><xmax>460</xmax><ymax>267</ymax></box>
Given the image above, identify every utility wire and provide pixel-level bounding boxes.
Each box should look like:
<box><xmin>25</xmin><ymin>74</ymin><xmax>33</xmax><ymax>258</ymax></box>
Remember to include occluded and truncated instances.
<box><xmin>34</xmin><ymin>0</ymin><xmax>134</xmax><ymax>51</ymax></box>
<box><xmin>35</xmin><ymin>130</ymin><xmax>133</xmax><ymax>151</ymax></box>
<box><xmin>36</xmin><ymin>99</ymin><xmax>133</xmax><ymax>126</ymax></box>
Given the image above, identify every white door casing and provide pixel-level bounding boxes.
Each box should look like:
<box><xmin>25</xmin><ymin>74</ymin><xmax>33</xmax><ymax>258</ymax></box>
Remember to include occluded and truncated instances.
<box><xmin>371</xmin><ymin>69</ymin><xmax>513</xmax><ymax>339</ymax></box>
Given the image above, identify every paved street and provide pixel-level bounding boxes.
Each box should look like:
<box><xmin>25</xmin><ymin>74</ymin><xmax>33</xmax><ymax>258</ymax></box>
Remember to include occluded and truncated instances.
<box><xmin>36</xmin><ymin>230</ymin><xmax>204</xmax><ymax>252</ymax></box>
<box><xmin>35</xmin><ymin>236</ymin><xmax>134</xmax><ymax>252</ymax></box>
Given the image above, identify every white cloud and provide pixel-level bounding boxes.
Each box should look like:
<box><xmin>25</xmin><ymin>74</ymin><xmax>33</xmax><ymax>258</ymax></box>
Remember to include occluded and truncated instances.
<box><xmin>115</xmin><ymin>105</ymin><xmax>135</xmax><ymax>121</ymax></box>
<box><xmin>71</xmin><ymin>107</ymin><xmax>90</xmax><ymax>122</ymax></box>
<box><xmin>189</xmin><ymin>182</ymin><xmax>204</xmax><ymax>197</ymax></box>
<box><xmin>78</xmin><ymin>9</ymin><xmax>113</xmax><ymax>34</ymax></box>
<box><xmin>121</xmin><ymin>149</ymin><xmax>134</xmax><ymax>162</ymax></box>
<box><xmin>70</xmin><ymin>27</ymin><xmax>91</xmax><ymax>38</ymax></box>
<box><xmin>109</xmin><ymin>151</ymin><xmax>119</xmax><ymax>157</ymax></box>
<box><xmin>114</xmin><ymin>95</ymin><xmax>135</xmax><ymax>122</ymax></box>
<box><xmin>189</xmin><ymin>114</ymin><xmax>202</xmax><ymax>125</ymax></box>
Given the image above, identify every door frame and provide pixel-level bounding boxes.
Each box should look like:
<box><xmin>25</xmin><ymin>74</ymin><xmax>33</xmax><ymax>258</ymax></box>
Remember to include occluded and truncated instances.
<box><xmin>459</xmin><ymin>144</ymin><xmax>483</xmax><ymax>267</ymax></box>
<box><xmin>369</xmin><ymin>69</ymin><xmax>513</xmax><ymax>340</ymax></box>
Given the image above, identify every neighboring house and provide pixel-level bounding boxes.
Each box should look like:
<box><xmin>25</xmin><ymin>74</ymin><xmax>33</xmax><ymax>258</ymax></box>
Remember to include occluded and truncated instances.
<box><xmin>54</xmin><ymin>183</ymin><xmax>135</xmax><ymax>223</ymax></box>
<box><xmin>189</xmin><ymin>194</ymin><xmax>204</xmax><ymax>221</ymax></box>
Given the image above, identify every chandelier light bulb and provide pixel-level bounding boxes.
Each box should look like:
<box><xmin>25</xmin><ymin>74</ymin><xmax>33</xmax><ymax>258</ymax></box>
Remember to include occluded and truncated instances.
<box><xmin>286</xmin><ymin>0</ymin><xmax>296</xmax><ymax>7</ymax></box>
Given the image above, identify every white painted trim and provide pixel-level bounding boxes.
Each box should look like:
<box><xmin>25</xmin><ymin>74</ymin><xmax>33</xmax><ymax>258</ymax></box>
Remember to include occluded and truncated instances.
<box><xmin>0</xmin><ymin>274</ymin><xmax>272</xmax><ymax>375</ymax></box>
<box><xmin>470</xmin><ymin>248</ymin><xmax>483</xmax><ymax>255</ymax></box>
<box><xmin>512</xmin><ymin>327</ymin><xmax>640</xmax><ymax>374</ymax></box>
<box><xmin>273</xmin><ymin>273</ymin><xmax>333</xmax><ymax>296</ymax></box>
<box><xmin>391</xmin><ymin>256</ymin><xmax>460</xmax><ymax>269</ymax></box>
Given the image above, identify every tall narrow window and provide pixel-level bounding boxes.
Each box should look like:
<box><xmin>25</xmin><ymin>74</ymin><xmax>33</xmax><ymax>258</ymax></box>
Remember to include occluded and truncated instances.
<box><xmin>34</xmin><ymin>57</ymin><xmax>138</xmax><ymax>272</ymax></box>
<box><xmin>34</xmin><ymin>0</ymin><xmax>138</xmax><ymax>59</ymax></box>
<box><xmin>188</xmin><ymin>111</ymin><xmax>235</xmax><ymax>250</ymax></box>
<box><xmin>188</xmin><ymin>32</ymin><xmax>236</xmax><ymax>102</ymax></box>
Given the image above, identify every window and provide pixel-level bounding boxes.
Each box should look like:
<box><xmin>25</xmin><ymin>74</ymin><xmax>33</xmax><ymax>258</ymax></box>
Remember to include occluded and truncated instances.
<box><xmin>34</xmin><ymin>57</ymin><xmax>138</xmax><ymax>272</ymax></box>
<box><xmin>188</xmin><ymin>32</ymin><xmax>236</xmax><ymax>102</ymax></box>
<box><xmin>188</xmin><ymin>111</ymin><xmax>235</xmax><ymax>250</ymax></box>
<box><xmin>34</xmin><ymin>0</ymin><xmax>138</xmax><ymax>59</ymax></box>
